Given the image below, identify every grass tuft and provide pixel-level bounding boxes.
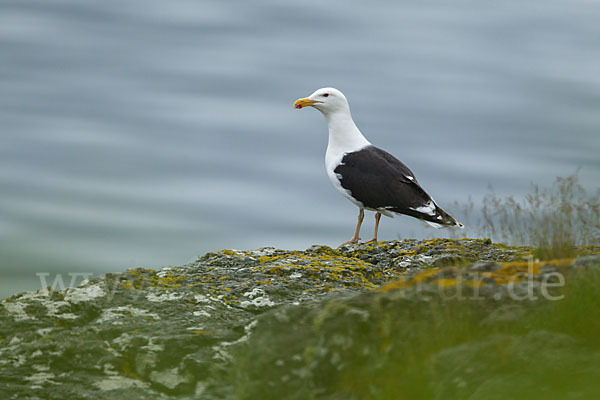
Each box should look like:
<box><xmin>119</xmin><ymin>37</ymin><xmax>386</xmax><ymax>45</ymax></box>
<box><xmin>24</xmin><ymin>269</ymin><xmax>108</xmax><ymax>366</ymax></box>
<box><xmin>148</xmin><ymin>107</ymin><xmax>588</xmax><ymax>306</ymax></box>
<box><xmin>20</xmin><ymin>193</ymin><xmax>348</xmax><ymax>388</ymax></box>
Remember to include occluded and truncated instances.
<box><xmin>476</xmin><ymin>173</ymin><xmax>599</xmax><ymax>258</ymax></box>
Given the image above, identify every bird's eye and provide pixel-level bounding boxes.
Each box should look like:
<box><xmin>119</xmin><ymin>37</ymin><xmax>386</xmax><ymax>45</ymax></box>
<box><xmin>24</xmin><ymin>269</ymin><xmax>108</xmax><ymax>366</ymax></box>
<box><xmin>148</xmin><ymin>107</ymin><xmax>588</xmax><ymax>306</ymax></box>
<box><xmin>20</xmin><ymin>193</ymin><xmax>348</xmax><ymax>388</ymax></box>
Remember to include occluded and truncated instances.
<box><xmin>323</xmin><ymin>93</ymin><xmax>329</xmax><ymax>97</ymax></box>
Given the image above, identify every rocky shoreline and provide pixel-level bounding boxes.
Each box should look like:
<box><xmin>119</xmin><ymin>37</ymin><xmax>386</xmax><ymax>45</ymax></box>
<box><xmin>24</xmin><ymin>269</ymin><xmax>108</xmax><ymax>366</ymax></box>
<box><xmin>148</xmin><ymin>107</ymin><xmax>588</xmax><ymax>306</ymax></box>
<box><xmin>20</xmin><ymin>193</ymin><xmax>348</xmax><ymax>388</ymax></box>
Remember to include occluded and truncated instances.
<box><xmin>1</xmin><ymin>238</ymin><xmax>599</xmax><ymax>399</ymax></box>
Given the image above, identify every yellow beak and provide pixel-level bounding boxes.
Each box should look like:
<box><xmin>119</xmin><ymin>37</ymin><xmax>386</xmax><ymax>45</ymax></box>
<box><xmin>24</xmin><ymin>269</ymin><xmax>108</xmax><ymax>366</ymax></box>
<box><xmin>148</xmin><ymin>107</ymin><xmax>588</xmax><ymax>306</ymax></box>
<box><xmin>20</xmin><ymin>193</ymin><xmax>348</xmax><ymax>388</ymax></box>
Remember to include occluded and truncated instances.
<box><xmin>294</xmin><ymin>97</ymin><xmax>320</xmax><ymax>109</ymax></box>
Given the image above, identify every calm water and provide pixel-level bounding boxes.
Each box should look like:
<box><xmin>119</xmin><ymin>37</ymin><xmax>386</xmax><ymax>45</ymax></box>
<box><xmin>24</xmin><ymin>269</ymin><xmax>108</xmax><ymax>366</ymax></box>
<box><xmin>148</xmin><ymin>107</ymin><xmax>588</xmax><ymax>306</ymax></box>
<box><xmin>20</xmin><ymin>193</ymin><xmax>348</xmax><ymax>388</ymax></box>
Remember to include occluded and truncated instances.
<box><xmin>1</xmin><ymin>0</ymin><xmax>599</xmax><ymax>299</ymax></box>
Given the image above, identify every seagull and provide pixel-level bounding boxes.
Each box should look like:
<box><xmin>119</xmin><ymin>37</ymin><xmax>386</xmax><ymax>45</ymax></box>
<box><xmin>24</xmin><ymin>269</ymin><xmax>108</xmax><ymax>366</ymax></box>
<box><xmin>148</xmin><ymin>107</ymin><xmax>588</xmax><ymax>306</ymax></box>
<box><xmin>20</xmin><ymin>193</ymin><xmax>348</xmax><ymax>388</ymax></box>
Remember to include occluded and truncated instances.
<box><xmin>294</xmin><ymin>87</ymin><xmax>463</xmax><ymax>247</ymax></box>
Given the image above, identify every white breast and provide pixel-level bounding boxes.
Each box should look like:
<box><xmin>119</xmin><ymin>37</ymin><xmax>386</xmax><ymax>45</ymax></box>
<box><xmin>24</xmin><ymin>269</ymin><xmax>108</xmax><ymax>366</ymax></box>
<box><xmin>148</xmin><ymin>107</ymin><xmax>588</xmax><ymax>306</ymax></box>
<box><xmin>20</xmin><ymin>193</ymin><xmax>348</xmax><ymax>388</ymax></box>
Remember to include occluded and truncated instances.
<box><xmin>325</xmin><ymin>132</ymin><xmax>370</xmax><ymax>208</ymax></box>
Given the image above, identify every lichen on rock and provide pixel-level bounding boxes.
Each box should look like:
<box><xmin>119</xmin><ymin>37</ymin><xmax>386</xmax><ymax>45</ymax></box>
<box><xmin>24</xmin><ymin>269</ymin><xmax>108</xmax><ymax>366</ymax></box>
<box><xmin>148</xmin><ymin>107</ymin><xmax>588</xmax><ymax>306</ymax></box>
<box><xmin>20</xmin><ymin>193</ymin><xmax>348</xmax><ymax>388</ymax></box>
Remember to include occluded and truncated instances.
<box><xmin>0</xmin><ymin>239</ymin><xmax>598</xmax><ymax>399</ymax></box>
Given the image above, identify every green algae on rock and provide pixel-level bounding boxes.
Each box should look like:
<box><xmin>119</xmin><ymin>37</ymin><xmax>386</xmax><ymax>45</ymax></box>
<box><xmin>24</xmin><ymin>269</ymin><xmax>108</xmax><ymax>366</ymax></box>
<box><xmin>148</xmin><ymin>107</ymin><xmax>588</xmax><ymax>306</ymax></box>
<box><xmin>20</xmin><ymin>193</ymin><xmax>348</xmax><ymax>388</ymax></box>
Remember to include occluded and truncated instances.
<box><xmin>0</xmin><ymin>239</ymin><xmax>598</xmax><ymax>399</ymax></box>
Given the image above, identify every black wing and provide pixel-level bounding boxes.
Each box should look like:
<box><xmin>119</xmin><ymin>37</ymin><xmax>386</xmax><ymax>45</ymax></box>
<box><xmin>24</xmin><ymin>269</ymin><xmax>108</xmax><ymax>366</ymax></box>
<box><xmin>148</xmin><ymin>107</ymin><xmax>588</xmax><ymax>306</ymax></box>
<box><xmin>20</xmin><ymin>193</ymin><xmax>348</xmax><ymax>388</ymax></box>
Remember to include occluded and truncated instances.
<box><xmin>334</xmin><ymin>145</ymin><xmax>451</xmax><ymax>223</ymax></box>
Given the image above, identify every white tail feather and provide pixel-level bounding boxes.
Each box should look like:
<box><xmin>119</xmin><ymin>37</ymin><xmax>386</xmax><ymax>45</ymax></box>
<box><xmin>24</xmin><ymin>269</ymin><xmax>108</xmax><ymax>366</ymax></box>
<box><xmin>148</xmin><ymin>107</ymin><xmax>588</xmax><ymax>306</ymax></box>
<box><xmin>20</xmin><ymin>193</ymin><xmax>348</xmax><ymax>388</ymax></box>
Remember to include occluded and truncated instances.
<box><xmin>424</xmin><ymin>220</ymin><xmax>465</xmax><ymax>229</ymax></box>
<box><xmin>424</xmin><ymin>220</ymin><xmax>443</xmax><ymax>229</ymax></box>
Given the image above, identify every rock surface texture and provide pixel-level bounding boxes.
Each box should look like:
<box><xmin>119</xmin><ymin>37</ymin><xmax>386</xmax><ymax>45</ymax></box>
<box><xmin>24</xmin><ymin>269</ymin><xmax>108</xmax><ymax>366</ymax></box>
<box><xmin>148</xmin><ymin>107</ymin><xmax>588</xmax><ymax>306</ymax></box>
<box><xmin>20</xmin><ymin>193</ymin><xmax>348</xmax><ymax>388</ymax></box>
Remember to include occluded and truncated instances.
<box><xmin>1</xmin><ymin>239</ymin><xmax>598</xmax><ymax>399</ymax></box>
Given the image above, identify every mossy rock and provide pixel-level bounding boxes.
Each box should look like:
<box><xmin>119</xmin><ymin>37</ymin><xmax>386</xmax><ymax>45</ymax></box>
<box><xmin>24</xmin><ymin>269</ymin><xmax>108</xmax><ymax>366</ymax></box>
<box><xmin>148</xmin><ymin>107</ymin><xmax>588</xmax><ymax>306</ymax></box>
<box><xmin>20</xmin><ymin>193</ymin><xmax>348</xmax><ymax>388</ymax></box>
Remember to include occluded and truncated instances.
<box><xmin>0</xmin><ymin>239</ymin><xmax>597</xmax><ymax>399</ymax></box>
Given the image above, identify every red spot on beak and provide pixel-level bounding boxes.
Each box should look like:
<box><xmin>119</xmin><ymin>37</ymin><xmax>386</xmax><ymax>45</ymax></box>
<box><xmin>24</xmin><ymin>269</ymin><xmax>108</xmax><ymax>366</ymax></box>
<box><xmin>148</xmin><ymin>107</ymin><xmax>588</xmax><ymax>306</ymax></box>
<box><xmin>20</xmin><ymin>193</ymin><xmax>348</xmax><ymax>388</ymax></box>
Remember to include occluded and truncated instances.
<box><xmin>295</xmin><ymin>104</ymin><xmax>303</xmax><ymax>109</ymax></box>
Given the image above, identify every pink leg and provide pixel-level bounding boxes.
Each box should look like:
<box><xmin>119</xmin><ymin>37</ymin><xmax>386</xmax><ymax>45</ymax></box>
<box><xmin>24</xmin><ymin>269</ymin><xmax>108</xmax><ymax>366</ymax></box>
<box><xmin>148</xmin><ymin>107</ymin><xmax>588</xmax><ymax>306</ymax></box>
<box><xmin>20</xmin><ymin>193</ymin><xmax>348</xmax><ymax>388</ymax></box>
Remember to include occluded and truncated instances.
<box><xmin>338</xmin><ymin>209</ymin><xmax>364</xmax><ymax>248</ymax></box>
<box><xmin>366</xmin><ymin>212</ymin><xmax>382</xmax><ymax>243</ymax></box>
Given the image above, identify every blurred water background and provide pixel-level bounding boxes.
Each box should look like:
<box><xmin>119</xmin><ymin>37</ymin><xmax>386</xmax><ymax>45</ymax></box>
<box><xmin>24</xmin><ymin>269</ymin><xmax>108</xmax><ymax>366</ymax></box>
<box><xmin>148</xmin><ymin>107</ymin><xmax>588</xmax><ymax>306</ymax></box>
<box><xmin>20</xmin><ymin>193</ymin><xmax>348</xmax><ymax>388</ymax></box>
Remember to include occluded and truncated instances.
<box><xmin>1</xmin><ymin>0</ymin><xmax>599</xmax><ymax>299</ymax></box>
